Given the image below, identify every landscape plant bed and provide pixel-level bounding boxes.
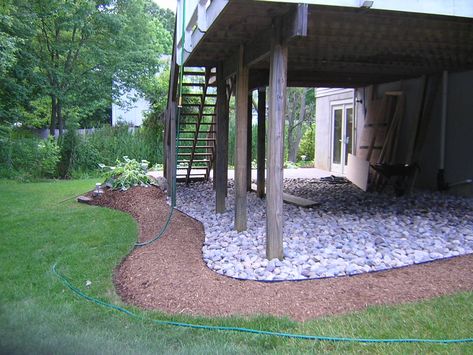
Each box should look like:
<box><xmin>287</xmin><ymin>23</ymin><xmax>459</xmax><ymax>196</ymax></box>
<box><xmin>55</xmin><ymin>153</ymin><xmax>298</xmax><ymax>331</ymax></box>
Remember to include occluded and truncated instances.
<box><xmin>85</xmin><ymin>184</ymin><xmax>473</xmax><ymax>321</ymax></box>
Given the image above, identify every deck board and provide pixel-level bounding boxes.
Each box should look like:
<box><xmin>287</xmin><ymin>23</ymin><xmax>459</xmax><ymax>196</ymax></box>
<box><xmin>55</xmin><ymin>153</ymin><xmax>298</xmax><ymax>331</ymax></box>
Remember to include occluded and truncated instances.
<box><xmin>251</xmin><ymin>184</ymin><xmax>319</xmax><ymax>208</ymax></box>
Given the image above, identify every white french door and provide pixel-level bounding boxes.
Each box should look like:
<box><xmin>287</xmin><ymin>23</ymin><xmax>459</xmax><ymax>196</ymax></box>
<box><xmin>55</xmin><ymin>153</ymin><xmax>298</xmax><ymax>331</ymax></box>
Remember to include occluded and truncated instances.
<box><xmin>331</xmin><ymin>102</ymin><xmax>354</xmax><ymax>174</ymax></box>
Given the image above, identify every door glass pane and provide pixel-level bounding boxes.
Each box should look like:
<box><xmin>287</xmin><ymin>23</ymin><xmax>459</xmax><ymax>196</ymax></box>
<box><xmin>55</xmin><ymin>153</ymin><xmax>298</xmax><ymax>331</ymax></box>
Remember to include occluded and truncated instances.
<box><xmin>345</xmin><ymin>107</ymin><xmax>353</xmax><ymax>165</ymax></box>
<box><xmin>333</xmin><ymin>108</ymin><xmax>342</xmax><ymax>165</ymax></box>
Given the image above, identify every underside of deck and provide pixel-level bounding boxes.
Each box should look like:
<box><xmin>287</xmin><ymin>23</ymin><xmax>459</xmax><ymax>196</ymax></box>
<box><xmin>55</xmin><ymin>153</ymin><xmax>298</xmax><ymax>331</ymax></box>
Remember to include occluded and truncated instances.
<box><xmin>183</xmin><ymin>0</ymin><xmax>473</xmax><ymax>87</ymax></box>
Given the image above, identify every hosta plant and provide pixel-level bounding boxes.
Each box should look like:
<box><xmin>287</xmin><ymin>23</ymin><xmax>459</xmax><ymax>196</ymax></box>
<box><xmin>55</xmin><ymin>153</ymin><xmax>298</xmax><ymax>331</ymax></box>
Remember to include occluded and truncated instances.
<box><xmin>99</xmin><ymin>156</ymin><xmax>150</xmax><ymax>191</ymax></box>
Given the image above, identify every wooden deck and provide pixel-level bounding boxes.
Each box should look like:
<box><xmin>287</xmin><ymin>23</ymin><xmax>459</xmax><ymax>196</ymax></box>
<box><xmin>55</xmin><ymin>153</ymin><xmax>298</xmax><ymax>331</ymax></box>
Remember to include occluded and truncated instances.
<box><xmin>178</xmin><ymin>0</ymin><xmax>473</xmax><ymax>88</ymax></box>
<box><xmin>168</xmin><ymin>0</ymin><xmax>473</xmax><ymax>260</ymax></box>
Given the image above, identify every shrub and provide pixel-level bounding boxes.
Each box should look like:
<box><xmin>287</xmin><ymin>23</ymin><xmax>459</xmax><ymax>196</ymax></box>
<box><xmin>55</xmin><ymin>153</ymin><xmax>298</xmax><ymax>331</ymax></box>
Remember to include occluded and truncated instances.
<box><xmin>57</xmin><ymin>124</ymin><xmax>163</xmax><ymax>178</ymax></box>
<box><xmin>296</xmin><ymin>160</ymin><xmax>314</xmax><ymax>168</ymax></box>
<box><xmin>0</xmin><ymin>123</ymin><xmax>164</xmax><ymax>181</ymax></box>
<box><xmin>100</xmin><ymin>156</ymin><xmax>150</xmax><ymax>191</ymax></box>
<box><xmin>0</xmin><ymin>132</ymin><xmax>60</xmax><ymax>180</ymax></box>
<box><xmin>298</xmin><ymin>124</ymin><xmax>315</xmax><ymax>162</ymax></box>
<box><xmin>37</xmin><ymin>138</ymin><xmax>60</xmax><ymax>177</ymax></box>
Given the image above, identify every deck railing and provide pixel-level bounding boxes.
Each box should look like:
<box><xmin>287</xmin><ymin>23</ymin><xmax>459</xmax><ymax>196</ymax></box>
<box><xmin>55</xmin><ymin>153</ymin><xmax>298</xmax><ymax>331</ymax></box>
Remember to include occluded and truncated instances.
<box><xmin>176</xmin><ymin>0</ymin><xmax>229</xmax><ymax>65</ymax></box>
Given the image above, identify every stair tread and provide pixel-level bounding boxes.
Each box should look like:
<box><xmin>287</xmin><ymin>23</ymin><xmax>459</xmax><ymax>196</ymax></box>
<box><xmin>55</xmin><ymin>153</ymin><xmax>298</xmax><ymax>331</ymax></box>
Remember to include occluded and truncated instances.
<box><xmin>178</xmin><ymin>145</ymin><xmax>215</xmax><ymax>149</ymax></box>
<box><xmin>183</xmin><ymin>71</ymin><xmax>205</xmax><ymax>76</ymax></box>
<box><xmin>182</xmin><ymin>83</ymin><xmax>216</xmax><ymax>87</ymax></box>
<box><xmin>179</xmin><ymin>130</ymin><xmax>216</xmax><ymax>134</ymax></box>
<box><xmin>178</xmin><ymin>152</ymin><xmax>213</xmax><ymax>156</ymax></box>
<box><xmin>181</xmin><ymin>122</ymin><xmax>215</xmax><ymax>125</ymax></box>
<box><xmin>178</xmin><ymin>159</ymin><xmax>211</xmax><ymax>163</ymax></box>
<box><xmin>177</xmin><ymin>174</ymin><xmax>207</xmax><ymax>177</ymax></box>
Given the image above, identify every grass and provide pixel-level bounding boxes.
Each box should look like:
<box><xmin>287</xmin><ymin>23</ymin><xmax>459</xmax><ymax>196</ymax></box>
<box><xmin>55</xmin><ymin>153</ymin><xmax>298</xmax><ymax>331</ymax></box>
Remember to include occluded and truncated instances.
<box><xmin>0</xmin><ymin>179</ymin><xmax>472</xmax><ymax>354</ymax></box>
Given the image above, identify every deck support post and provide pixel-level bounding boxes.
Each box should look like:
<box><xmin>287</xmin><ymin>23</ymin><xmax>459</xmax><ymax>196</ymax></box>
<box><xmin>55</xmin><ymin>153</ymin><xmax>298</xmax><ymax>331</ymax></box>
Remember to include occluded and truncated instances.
<box><xmin>266</xmin><ymin>23</ymin><xmax>287</xmax><ymax>260</ymax></box>
<box><xmin>215</xmin><ymin>62</ymin><xmax>229</xmax><ymax>213</ymax></box>
<box><xmin>247</xmin><ymin>91</ymin><xmax>253</xmax><ymax>190</ymax></box>
<box><xmin>257</xmin><ymin>88</ymin><xmax>266</xmax><ymax>198</ymax></box>
<box><xmin>235</xmin><ymin>45</ymin><xmax>249</xmax><ymax>231</ymax></box>
<box><xmin>168</xmin><ymin>104</ymin><xmax>177</xmax><ymax>203</ymax></box>
<box><xmin>165</xmin><ymin>51</ymin><xmax>179</xmax><ymax>199</ymax></box>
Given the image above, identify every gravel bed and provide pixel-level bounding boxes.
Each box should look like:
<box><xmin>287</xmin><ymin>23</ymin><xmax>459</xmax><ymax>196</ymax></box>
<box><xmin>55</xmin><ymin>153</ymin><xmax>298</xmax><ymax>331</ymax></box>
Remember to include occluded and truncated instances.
<box><xmin>176</xmin><ymin>179</ymin><xmax>473</xmax><ymax>281</ymax></box>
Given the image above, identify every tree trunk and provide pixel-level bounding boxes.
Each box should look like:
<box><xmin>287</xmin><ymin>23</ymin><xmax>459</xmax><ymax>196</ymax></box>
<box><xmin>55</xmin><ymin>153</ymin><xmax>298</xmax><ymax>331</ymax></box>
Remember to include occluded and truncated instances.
<box><xmin>57</xmin><ymin>98</ymin><xmax>64</xmax><ymax>136</ymax></box>
<box><xmin>287</xmin><ymin>89</ymin><xmax>307</xmax><ymax>162</ymax></box>
<box><xmin>288</xmin><ymin>120</ymin><xmax>304</xmax><ymax>162</ymax></box>
<box><xmin>49</xmin><ymin>95</ymin><xmax>57</xmax><ymax>137</ymax></box>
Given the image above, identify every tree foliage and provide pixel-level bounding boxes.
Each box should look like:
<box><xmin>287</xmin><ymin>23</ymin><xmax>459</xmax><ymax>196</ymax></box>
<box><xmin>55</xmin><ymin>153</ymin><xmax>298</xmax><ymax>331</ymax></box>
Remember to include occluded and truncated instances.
<box><xmin>286</xmin><ymin>88</ymin><xmax>315</xmax><ymax>162</ymax></box>
<box><xmin>0</xmin><ymin>0</ymin><xmax>173</xmax><ymax>134</ymax></box>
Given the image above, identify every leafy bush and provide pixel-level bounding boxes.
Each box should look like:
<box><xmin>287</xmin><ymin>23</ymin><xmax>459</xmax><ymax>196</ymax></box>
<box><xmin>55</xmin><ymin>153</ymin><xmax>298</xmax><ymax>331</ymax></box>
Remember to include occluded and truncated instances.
<box><xmin>57</xmin><ymin>124</ymin><xmax>163</xmax><ymax>178</ymax></box>
<box><xmin>0</xmin><ymin>122</ymin><xmax>163</xmax><ymax>181</ymax></box>
<box><xmin>36</xmin><ymin>138</ymin><xmax>60</xmax><ymax>176</ymax></box>
<box><xmin>0</xmin><ymin>127</ymin><xmax>60</xmax><ymax>180</ymax></box>
<box><xmin>298</xmin><ymin>124</ymin><xmax>315</xmax><ymax>162</ymax></box>
<box><xmin>296</xmin><ymin>160</ymin><xmax>314</xmax><ymax>168</ymax></box>
<box><xmin>100</xmin><ymin>156</ymin><xmax>150</xmax><ymax>191</ymax></box>
<box><xmin>284</xmin><ymin>161</ymin><xmax>299</xmax><ymax>169</ymax></box>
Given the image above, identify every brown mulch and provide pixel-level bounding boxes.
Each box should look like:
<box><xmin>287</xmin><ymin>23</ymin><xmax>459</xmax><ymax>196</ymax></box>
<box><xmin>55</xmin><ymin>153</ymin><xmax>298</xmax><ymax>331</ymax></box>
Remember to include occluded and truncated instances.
<box><xmin>86</xmin><ymin>186</ymin><xmax>473</xmax><ymax>322</ymax></box>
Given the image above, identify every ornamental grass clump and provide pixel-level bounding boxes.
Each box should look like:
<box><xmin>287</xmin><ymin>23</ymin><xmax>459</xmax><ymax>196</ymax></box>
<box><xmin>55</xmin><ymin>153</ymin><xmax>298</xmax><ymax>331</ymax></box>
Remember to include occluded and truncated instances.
<box><xmin>100</xmin><ymin>156</ymin><xmax>150</xmax><ymax>191</ymax></box>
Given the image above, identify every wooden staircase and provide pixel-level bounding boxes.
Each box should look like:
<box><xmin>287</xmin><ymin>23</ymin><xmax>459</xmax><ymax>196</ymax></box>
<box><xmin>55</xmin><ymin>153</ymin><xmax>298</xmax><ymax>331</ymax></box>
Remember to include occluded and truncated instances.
<box><xmin>177</xmin><ymin>67</ymin><xmax>217</xmax><ymax>184</ymax></box>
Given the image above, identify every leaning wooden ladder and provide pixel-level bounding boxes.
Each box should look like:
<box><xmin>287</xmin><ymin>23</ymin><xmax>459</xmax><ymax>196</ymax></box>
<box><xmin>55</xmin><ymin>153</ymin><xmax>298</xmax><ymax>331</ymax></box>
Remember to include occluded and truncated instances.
<box><xmin>176</xmin><ymin>67</ymin><xmax>217</xmax><ymax>184</ymax></box>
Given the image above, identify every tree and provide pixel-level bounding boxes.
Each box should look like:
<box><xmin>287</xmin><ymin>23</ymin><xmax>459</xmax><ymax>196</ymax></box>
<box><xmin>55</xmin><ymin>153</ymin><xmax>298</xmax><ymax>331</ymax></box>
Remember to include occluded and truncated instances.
<box><xmin>0</xmin><ymin>11</ymin><xmax>19</xmax><ymax>76</ymax></box>
<box><xmin>6</xmin><ymin>0</ymin><xmax>171</xmax><ymax>135</ymax></box>
<box><xmin>286</xmin><ymin>88</ymin><xmax>315</xmax><ymax>163</ymax></box>
<box><xmin>146</xmin><ymin>3</ymin><xmax>175</xmax><ymax>35</ymax></box>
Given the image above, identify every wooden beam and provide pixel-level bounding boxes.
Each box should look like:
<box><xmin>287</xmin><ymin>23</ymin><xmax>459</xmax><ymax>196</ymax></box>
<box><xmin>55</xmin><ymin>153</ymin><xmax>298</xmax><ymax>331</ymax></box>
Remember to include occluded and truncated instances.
<box><xmin>169</xmin><ymin>103</ymin><xmax>177</xmax><ymax>204</ymax></box>
<box><xmin>251</xmin><ymin>184</ymin><xmax>319</xmax><ymax>208</ymax></box>
<box><xmin>223</xmin><ymin>49</ymin><xmax>238</xmax><ymax>79</ymax></box>
<box><xmin>166</xmin><ymin>49</ymin><xmax>178</xmax><ymax>198</ymax></box>
<box><xmin>222</xmin><ymin>4</ymin><xmax>308</xmax><ymax>77</ymax></box>
<box><xmin>234</xmin><ymin>45</ymin><xmax>249</xmax><ymax>231</ymax></box>
<box><xmin>247</xmin><ymin>91</ymin><xmax>253</xmax><ymax>191</ymax></box>
<box><xmin>246</xmin><ymin>4</ymin><xmax>308</xmax><ymax>67</ymax></box>
<box><xmin>215</xmin><ymin>62</ymin><xmax>229</xmax><ymax>213</ymax></box>
<box><xmin>266</xmin><ymin>21</ymin><xmax>287</xmax><ymax>260</ymax></box>
<box><xmin>257</xmin><ymin>88</ymin><xmax>266</xmax><ymax>199</ymax></box>
<box><xmin>284</xmin><ymin>3</ymin><xmax>308</xmax><ymax>38</ymax></box>
<box><xmin>248</xmin><ymin>68</ymin><xmax>417</xmax><ymax>90</ymax></box>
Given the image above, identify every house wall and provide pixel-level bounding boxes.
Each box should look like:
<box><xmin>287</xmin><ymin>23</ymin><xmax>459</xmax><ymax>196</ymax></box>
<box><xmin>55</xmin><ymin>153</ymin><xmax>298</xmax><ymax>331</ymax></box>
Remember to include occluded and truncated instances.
<box><xmin>314</xmin><ymin>88</ymin><xmax>354</xmax><ymax>171</ymax></box>
<box><xmin>315</xmin><ymin>70</ymin><xmax>473</xmax><ymax>195</ymax></box>
<box><xmin>111</xmin><ymin>89</ymin><xmax>150</xmax><ymax>127</ymax></box>
<box><xmin>359</xmin><ymin>70</ymin><xmax>473</xmax><ymax>195</ymax></box>
<box><xmin>419</xmin><ymin>70</ymin><xmax>473</xmax><ymax>195</ymax></box>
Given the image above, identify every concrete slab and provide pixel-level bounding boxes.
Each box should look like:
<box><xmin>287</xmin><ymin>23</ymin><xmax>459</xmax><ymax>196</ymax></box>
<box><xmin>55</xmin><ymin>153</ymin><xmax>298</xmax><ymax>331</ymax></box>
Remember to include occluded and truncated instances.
<box><xmin>149</xmin><ymin>167</ymin><xmax>334</xmax><ymax>180</ymax></box>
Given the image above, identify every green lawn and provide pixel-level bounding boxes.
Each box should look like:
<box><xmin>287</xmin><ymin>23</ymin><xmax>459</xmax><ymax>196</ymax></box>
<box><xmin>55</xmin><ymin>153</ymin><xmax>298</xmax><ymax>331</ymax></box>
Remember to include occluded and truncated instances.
<box><xmin>1</xmin><ymin>179</ymin><xmax>472</xmax><ymax>354</ymax></box>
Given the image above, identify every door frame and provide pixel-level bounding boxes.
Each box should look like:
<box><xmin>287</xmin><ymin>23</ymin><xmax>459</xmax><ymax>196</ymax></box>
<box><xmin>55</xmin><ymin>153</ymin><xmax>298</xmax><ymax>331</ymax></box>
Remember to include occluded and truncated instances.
<box><xmin>330</xmin><ymin>99</ymin><xmax>354</xmax><ymax>174</ymax></box>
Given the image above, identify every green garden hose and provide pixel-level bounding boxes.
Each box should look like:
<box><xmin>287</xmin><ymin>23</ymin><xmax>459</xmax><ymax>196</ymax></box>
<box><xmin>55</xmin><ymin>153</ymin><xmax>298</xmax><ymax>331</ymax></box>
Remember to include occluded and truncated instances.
<box><xmin>134</xmin><ymin>0</ymin><xmax>187</xmax><ymax>248</ymax></box>
<box><xmin>52</xmin><ymin>263</ymin><xmax>473</xmax><ymax>345</ymax></box>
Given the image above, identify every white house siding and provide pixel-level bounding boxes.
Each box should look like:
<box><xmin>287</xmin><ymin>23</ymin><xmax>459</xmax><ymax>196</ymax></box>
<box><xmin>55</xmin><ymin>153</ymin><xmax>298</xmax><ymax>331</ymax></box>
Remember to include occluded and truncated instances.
<box><xmin>314</xmin><ymin>88</ymin><xmax>355</xmax><ymax>172</ymax></box>
<box><xmin>111</xmin><ymin>89</ymin><xmax>150</xmax><ymax>127</ymax></box>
